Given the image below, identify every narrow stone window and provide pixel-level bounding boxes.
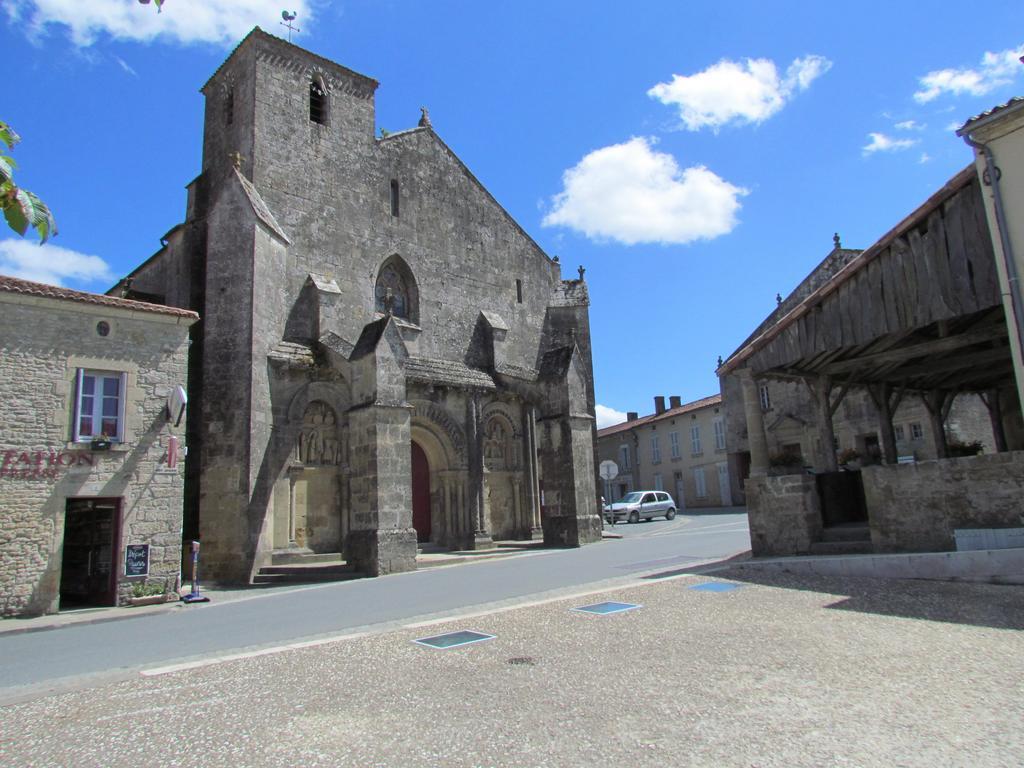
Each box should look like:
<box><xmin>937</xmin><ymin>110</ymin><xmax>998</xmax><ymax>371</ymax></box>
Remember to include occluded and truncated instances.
<box><xmin>225</xmin><ymin>87</ymin><xmax>234</xmax><ymax>126</ymax></box>
<box><xmin>310</xmin><ymin>77</ymin><xmax>327</xmax><ymax>125</ymax></box>
<box><xmin>390</xmin><ymin>180</ymin><xmax>400</xmax><ymax>217</ymax></box>
<box><xmin>374</xmin><ymin>255</ymin><xmax>419</xmax><ymax>324</ymax></box>
<box><xmin>515</xmin><ymin>279</ymin><xmax>523</xmax><ymax>303</ymax></box>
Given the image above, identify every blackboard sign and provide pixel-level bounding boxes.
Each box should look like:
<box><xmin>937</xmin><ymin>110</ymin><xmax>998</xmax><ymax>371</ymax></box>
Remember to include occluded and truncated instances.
<box><xmin>125</xmin><ymin>544</ymin><xmax>150</xmax><ymax>577</ymax></box>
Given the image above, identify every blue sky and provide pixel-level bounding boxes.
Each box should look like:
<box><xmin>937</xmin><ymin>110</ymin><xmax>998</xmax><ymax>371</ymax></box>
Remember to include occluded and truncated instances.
<box><xmin>2</xmin><ymin>1</ymin><xmax>1022</xmax><ymax>427</ymax></box>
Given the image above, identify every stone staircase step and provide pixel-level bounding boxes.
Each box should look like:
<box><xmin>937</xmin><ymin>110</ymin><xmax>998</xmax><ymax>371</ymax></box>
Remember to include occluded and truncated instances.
<box><xmin>255</xmin><ymin>557</ymin><xmax>361</xmax><ymax>585</ymax></box>
<box><xmin>820</xmin><ymin>524</ymin><xmax>872</xmax><ymax>543</ymax></box>
<box><xmin>808</xmin><ymin>540</ymin><xmax>874</xmax><ymax>556</ymax></box>
<box><xmin>270</xmin><ymin>550</ymin><xmax>343</xmax><ymax>566</ymax></box>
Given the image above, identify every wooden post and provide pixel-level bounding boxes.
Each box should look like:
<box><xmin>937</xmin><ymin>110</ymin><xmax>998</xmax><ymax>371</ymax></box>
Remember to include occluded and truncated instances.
<box><xmin>921</xmin><ymin>390</ymin><xmax>954</xmax><ymax>459</ymax></box>
<box><xmin>805</xmin><ymin>374</ymin><xmax>839</xmax><ymax>473</ymax></box>
<box><xmin>738</xmin><ymin>369</ymin><xmax>770</xmax><ymax>477</ymax></box>
<box><xmin>980</xmin><ymin>388</ymin><xmax>1008</xmax><ymax>453</ymax></box>
<box><xmin>866</xmin><ymin>382</ymin><xmax>904</xmax><ymax>464</ymax></box>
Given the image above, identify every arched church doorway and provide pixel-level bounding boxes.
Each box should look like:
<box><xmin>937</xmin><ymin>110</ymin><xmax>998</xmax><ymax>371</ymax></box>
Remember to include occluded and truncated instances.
<box><xmin>411</xmin><ymin>441</ymin><xmax>431</xmax><ymax>542</ymax></box>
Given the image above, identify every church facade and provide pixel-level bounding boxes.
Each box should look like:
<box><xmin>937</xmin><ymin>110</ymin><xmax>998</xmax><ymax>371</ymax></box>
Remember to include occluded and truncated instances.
<box><xmin>116</xmin><ymin>28</ymin><xmax>601</xmax><ymax>582</ymax></box>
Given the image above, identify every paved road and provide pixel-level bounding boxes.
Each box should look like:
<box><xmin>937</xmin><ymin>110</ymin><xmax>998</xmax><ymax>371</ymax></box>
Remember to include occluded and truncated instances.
<box><xmin>0</xmin><ymin>510</ymin><xmax>749</xmax><ymax>702</ymax></box>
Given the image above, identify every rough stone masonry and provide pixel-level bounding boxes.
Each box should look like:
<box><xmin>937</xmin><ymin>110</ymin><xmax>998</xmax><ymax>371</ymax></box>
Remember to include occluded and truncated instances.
<box><xmin>116</xmin><ymin>27</ymin><xmax>602</xmax><ymax>583</ymax></box>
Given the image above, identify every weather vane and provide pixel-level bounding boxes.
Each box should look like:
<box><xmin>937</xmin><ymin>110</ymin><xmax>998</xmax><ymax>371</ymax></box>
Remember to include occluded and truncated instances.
<box><xmin>280</xmin><ymin>11</ymin><xmax>299</xmax><ymax>42</ymax></box>
<box><xmin>137</xmin><ymin>0</ymin><xmax>165</xmax><ymax>12</ymax></box>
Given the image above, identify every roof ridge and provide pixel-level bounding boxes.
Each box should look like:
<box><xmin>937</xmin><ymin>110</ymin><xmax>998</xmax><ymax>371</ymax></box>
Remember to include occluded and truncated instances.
<box><xmin>0</xmin><ymin>274</ymin><xmax>198</xmax><ymax>319</ymax></box>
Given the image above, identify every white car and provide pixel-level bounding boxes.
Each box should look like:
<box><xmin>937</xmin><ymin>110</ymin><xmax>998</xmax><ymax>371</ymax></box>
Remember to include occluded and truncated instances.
<box><xmin>604</xmin><ymin>491</ymin><xmax>677</xmax><ymax>524</ymax></box>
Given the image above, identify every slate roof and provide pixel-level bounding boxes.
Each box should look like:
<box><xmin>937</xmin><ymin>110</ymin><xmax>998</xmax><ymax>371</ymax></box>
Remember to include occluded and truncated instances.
<box><xmin>597</xmin><ymin>394</ymin><xmax>722</xmax><ymax>438</ymax></box>
<box><xmin>0</xmin><ymin>274</ymin><xmax>198</xmax><ymax>320</ymax></box>
<box><xmin>404</xmin><ymin>356</ymin><xmax>496</xmax><ymax>390</ymax></box>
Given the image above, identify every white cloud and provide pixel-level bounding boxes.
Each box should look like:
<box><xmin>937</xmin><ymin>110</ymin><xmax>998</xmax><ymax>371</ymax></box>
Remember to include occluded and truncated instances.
<box><xmin>914</xmin><ymin>45</ymin><xmax>1024</xmax><ymax>103</ymax></box>
<box><xmin>919</xmin><ymin>153</ymin><xmax>932</xmax><ymax>164</ymax></box>
<box><xmin>648</xmin><ymin>54</ymin><xmax>832</xmax><ymax>131</ymax></box>
<box><xmin>542</xmin><ymin>137</ymin><xmax>748</xmax><ymax>246</ymax></box>
<box><xmin>895</xmin><ymin>120</ymin><xmax>925</xmax><ymax>131</ymax></box>
<box><xmin>5</xmin><ymin>0</ymin><xmax>313</xmax><ymax>47</ymax></box>
<box><xmin>862</xmin><ymin>132</ymin><xmax>918</xmax><ymax>156</ymax></box>
<box><xmin>0</xmin><ymin>239</ymin><xmax>115</xmax><ymax>287</ymax></box>
<box><xmin>946</xmin><ymin>120</ymin><xmax>964</xmax><ymax>132</ymax></box>
<box><xmin>595</xmin><ymin>404</ymin><xmax>627</xmax><ymax>429</ymax></box>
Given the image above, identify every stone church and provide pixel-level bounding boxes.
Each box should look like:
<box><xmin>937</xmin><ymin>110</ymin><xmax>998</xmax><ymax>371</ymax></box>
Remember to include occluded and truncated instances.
<box><xmin>115</xmin><ymin>28</ymin><xmax>602</xmax><ymax>582</ymax></box>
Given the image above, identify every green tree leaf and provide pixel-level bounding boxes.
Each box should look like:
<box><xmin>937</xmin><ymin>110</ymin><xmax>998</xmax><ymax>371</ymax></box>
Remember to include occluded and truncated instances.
<box><xmin>2</xmin><ymin>191</ymin><xmax>29</xmax><ymax>236</ymax></box>
<box><xmin>0</xmin><ymin>121</ymin><xmax>20</xmax><ymax>151</ymax></box>
<box><xmin>0</xmin><ymin>154</ymin><xmax>16</xmax><ymax>185</ymax></box>
<box><xmin>25</xmin><ymin>191</ymin><xmax>57</xmax><ymax>243</ymax></box>
<box><xmin>0</xmin><ymin>119</ymin><xmax>56</xmax><ymax>242</ymax></box>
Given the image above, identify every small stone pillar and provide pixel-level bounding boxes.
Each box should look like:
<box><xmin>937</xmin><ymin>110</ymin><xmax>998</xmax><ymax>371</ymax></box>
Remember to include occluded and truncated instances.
<box><xmin>738</xmin><ymin>368</ymin><xmax>770</xmax><ymax>477</ymax></box>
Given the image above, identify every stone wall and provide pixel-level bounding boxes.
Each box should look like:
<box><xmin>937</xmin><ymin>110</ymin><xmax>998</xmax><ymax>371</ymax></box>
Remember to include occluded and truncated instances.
<box><xmin>0</xmin><ymin>292</ymin><xmax>194</xmax><ymax>616</ymax></box>
<box><xmin>862</xmin><ymin>452</ymin><xmax>1024</xmax><ymax>553</ymax></box>
<box><xmin>744</xmin><ymin>475</ymin><xmax>822</xmax><ymax>557</ymax></box>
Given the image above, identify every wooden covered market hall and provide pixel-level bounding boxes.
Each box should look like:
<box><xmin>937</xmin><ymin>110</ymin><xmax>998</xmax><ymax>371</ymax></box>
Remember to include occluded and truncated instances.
<box><xmin>719</xmin><ymin>162</ymin><xmax>1024</xmax><ymax>557</ymax></box>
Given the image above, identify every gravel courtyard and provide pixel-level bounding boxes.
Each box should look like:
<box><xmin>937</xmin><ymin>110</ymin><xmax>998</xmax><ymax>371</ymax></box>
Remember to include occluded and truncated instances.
<box><xmin>1</xmin><ymin>569</ymin><xmax>1021</xmax><ymax>768</ymax></box>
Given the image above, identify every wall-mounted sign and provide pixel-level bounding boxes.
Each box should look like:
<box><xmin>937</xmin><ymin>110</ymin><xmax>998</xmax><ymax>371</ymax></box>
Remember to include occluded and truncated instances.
<box><xmin>0</xmin><ymin>449</ymin><xmax>95</xmax><ymax>480</ymax></box>
<box><xmin>125</xmin><ymin>544</ymin><xmax>150</xmax><ymax>577</ymax></box>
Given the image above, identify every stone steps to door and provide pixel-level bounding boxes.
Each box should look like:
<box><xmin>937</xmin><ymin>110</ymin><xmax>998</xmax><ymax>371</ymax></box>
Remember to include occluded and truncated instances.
<box><xmin>255</xmin><ymin>555</ymin><xmax>362</xmax><ymax>585</ymax></box>
<box><xmin>819</xmin><ymin>524</ymin><xmax>872</xmax><ymax>543</ymax></box>
<box><xmin>808</xmin><ymin>540</ymin><xmax>874</xmax><ymax>556</ymax></box>
<box><xmin>270</xmin><ymin>549</ymin><xmax>344</xmax><ymax>566</ymax></box>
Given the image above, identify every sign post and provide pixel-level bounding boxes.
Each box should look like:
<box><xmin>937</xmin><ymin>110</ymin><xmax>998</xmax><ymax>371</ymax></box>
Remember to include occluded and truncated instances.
<box><xmin>181</xmin><ymin>540</ymin><xmax>210</xmax><ymax>604</ymax></box>
<box><xmin>598</xmin><ymin>460</ymin><xmax>619</xmax><ymax>526</ymax></box>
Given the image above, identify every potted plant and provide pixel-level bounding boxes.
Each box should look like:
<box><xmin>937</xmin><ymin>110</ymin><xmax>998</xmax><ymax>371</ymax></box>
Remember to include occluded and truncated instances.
<box><xmin>90</xmin><ymin>432</ymin><xmax>112</xmax><ymax>451</ymax></box>
<box><xmin>129</xmin><ymin>580</ymin><xmax>171</xmax><ymax>606</ymax></box>
<box><xmin>768</xmin><ymin>448</ymin><xmax>804</xmax><ymax>476</ymax></box>
<box><xmin>947</xmin><ymin>440</ymin><xmax>984</xmax><ymax>457</ymax></box>
<box><xmin>837</xmin><ymin>447</ymin><xmax>861</xmax><ymax>469</ymax></box>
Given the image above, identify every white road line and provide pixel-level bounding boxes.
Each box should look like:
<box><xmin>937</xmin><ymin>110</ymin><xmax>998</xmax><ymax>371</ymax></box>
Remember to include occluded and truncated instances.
<box><xmin>140</xmin><ymin>631</ymin><xmax>370</xmax><ymax>676</ymax></box>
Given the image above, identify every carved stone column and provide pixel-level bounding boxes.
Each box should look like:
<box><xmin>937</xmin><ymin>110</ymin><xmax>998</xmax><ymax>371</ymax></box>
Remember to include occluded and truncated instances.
<box><xmin>466</xmin><ymin>393</ymin><xmax>492</xmax><ymax>549</ymax></box>
<box><xmin>524</xmin><ymin>404</ymin><xmax>542</xmax><ymax>538</ymax></box>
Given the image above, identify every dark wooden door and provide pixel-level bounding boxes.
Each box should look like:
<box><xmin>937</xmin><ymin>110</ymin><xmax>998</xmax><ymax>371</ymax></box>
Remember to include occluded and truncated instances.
<box><xmin>411</xmin><ymin>442</ymin><xmax>431</xmax><ymax>543</ymax></box>
<box><xmin>60</xmin><ymin>498</ymin><xmax>120</xmax><ymax>608</ymax></box>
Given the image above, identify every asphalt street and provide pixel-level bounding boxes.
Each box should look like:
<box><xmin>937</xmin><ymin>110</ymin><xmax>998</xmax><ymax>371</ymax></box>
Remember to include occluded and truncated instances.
<box><xmin>0</xmin><ymin>510</ymin><xmax>749</xmax><ymax>703</ymax></box>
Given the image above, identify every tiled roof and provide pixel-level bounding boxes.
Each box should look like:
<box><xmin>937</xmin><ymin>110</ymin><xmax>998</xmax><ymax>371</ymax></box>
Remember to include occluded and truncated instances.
<box><xmin>597</xmin><ymin>394</ymin><xmax>722</xmax><ymax>438</ymax></box>
<box><xmin>405</xmin><ymin>356</ymin><xmax>496</xmax><ymax>390</ymax></box>
<box><xmin>958</xmin><ymin>96</ymin><xmax>1024</xmax><ymax>134</ymax></box>
<box><xmin>0</xmin><ymin>274</ymin><xmax>198</xmax><ymax>320</ymax></box>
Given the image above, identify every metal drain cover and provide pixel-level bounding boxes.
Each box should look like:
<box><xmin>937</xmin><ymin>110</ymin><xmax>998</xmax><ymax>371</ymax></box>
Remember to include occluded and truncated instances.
<box><xmin>413</xmin><ymin>630</ymin><xmax>496</xmax><ymax>649</ymax></box>
<box><xmin>572</xmin><ymin>601</ymin><xmax>641</xmax><ymax>615</ymax></box>
<box><xmin>507</xmin><ymin>656</ymin><xmax>536</xmax><ymax>666</ymax></box>
<box><xmin>688</xmin><ymin>582</ymin><xmax>743</xmax><ymax>592</ymax></box>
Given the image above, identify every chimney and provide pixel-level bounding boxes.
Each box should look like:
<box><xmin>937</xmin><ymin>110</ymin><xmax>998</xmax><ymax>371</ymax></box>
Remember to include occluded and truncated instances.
<box><xmin>627</xmin><ymin>411</ymin><xmax>638</xmax><ymax>422</ymax></box>
<box><xmin>654</xmin><ymin>396</ymin><xmax>666</xmax><ymax>415</ymax></box>
<box><xmin>669</xmin><ymin>395</ymin><xmax>682</xmax><ymax>409</ymax></box>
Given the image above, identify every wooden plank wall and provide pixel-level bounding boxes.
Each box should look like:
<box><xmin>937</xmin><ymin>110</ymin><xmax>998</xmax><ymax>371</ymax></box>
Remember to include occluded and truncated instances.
<box><xmin>751</xmin><ymin>177</ymin><xmax>999</xmax><ymax>373</ymax></box>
